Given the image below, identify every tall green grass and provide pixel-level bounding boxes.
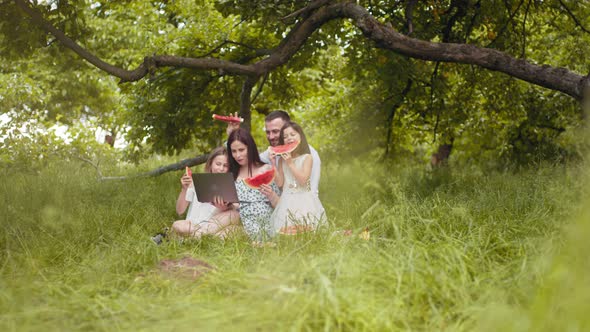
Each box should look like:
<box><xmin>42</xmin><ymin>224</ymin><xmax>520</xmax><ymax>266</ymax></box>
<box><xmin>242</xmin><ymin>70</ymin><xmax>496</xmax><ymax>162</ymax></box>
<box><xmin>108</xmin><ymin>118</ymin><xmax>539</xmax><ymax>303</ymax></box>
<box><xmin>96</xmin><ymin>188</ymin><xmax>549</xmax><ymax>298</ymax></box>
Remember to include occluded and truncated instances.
<box><xmin>0</xmin><ymin>159</ymin><xmax>586</xmax><ymax>331</ymax></box>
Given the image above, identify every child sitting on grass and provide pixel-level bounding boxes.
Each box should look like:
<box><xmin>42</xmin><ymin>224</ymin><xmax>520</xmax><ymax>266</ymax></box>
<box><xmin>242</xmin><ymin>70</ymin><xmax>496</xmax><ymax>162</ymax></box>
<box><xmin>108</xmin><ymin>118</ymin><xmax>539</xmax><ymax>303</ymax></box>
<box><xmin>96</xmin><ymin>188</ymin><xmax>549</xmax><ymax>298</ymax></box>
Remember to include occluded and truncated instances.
<box><xmin>152</xmin><ymin>147</ymin><xmax>240</xmax><ymax>244</ymax></box>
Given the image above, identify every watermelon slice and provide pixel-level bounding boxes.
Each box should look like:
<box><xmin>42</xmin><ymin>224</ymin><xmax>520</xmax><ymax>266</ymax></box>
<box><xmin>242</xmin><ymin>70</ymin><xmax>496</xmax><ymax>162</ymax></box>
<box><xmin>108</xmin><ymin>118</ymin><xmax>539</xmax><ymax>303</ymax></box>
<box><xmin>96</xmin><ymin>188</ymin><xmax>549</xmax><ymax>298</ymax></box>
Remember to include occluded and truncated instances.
<box><xmin>244</xmin><ymin>168</ymin><xmax>275</xmax><ymax>189</ymax></box>
<box><xmin>270</xmin><ymin>140</ymin><xmax>300</xmax><ymax>155</ymax></box>
<box><xmin>185</xmin><ymin>166</ymin><xmax>192</xmax><ymax>177</ymax></box>
<box><xmin>212</xmin><ymin>114</ymin><xmax>244</xmax><ymax>124</ymax></box>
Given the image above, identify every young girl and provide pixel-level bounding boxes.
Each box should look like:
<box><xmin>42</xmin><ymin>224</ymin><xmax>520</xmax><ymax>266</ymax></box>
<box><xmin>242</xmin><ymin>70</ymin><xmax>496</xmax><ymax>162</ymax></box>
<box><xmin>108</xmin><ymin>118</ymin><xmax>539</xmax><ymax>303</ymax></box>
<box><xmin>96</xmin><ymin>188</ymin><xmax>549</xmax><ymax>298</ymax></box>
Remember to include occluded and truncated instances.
<box><xmin>163</xmin><ymin>147</ymin><xmax>239</xmax><ymax>241</ymax></box>
<box><xmin>271</xmin><ymin>122</ymin><xmax>325</xmax><ymax>235</ymax></box>
<box><xmin>227</xmin><ymin>128</ymin><xmax>280</xmax><ymax>241</ymax></box>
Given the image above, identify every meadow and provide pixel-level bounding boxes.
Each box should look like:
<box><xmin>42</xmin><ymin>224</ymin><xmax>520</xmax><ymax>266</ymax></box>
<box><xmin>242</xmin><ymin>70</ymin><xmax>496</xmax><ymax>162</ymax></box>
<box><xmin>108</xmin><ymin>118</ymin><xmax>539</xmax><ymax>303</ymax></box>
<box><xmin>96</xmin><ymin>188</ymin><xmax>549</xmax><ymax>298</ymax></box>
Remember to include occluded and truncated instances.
<box><xmin>1</xmin><ymin>158</ymin><xmax>589</xmax><ymax>331</ymax></box>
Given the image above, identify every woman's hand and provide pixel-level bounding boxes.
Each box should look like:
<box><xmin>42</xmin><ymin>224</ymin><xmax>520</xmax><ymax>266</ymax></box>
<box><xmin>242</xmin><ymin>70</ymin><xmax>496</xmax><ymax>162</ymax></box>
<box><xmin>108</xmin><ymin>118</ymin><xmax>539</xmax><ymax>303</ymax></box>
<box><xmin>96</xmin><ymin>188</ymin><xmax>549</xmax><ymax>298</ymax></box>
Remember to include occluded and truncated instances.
<box><xmin>225</xmin><ymin>112</ymin><xmax>242</xmax><ymax>137</ymax></box>
<box><xmin>212</xmin><ymin>195</ymin><xmax>231</xmax><ymax>211</ymax></box>
<box><xmin>180</xmin><ymin>174</ymin><xmax>192</xmax><ymax>190</ymax></box>
<box><xmin>259</xmin><ymin>184</ymin><xmax>277</xmax><ymax>200</ymax></box>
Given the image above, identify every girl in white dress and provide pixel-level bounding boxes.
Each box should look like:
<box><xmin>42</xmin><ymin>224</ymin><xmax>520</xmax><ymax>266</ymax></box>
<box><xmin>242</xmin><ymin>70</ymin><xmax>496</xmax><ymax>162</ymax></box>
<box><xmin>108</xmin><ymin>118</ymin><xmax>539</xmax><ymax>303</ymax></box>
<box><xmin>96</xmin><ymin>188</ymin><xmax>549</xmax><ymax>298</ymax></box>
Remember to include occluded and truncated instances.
<box><xmin>271</xmin><ymin>122</ymin><xmax>325</xmax><ymax>235</ymax></box>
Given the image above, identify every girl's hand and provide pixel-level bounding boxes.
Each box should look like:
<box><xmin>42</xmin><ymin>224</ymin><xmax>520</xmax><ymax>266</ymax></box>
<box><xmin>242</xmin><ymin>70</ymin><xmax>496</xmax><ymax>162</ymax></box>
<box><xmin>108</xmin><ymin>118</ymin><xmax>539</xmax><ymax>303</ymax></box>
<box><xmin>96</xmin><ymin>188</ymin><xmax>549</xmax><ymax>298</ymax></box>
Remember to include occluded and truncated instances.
<box><xmin>212</xmin><ymin>196</ymin><xmax>231</xmax><ymax>211</ymax></box>
<box><xmin>268</xmin><ymin>148</ymin><xmax>278</xmax><ymax>166</ymax></box>
<box><xmin>281</xmin><ymin>152</ymin><xmax>293</xmax><ymax>165</ymax></box>
<box><xmin>180</xmin><ymin>174</ymin><xmax>192</xmax><ymax>189</ymax></box>
<box><xmin>225</xmin><ymin>112</ymin><xmax>242</xmax><ymax>137</ymax></box>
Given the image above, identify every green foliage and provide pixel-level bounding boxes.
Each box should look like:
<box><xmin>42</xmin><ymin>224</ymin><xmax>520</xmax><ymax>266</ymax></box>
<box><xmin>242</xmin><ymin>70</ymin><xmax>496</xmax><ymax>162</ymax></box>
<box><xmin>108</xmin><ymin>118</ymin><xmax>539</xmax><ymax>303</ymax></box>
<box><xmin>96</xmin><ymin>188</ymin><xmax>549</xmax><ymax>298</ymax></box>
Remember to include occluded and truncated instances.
<box><xmin>2</xmin><ymin>0</ymin><xmax>589</xmax><ymax>166</ymax></box>
<box><xmin>0</xmin><ymin>159</ymin><xmax>587</xmax><ymax>330</ymax></box>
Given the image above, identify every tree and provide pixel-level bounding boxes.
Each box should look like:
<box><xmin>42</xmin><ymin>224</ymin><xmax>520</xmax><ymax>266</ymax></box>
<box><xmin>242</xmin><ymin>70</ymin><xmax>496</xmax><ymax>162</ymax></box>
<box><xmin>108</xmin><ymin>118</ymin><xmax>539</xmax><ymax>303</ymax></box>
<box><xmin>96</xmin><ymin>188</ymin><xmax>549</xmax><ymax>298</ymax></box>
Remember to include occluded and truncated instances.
<box><xmin>2</xmin><ymin>0</ymin><xmax>589</xmax><ymax>171</ymax></box>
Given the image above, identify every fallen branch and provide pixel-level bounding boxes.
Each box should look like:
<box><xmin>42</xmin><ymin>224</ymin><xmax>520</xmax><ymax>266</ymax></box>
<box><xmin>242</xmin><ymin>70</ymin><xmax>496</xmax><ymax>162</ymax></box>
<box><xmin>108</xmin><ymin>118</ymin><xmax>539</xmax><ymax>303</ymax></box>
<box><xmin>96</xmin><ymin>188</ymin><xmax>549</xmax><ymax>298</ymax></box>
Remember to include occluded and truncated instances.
<box><xmin>77</xmin><ymin>154</ymin><xmax>210</xmax><ymax>181</ymax></box>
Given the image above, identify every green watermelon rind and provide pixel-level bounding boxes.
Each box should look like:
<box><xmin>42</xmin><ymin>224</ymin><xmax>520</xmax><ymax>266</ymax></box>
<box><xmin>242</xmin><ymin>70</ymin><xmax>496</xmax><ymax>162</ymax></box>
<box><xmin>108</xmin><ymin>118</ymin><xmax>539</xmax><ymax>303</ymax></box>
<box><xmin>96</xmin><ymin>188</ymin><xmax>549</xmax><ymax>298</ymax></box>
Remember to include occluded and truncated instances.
<box><xmin>244</xmin><ymin>168</ymin><xmax>275</xmax><ymax>189</ymax></box>
<box><xmin>270</xmin><ymin>141</ymin><xmax>300</xmax><ymax>155</ymax></box>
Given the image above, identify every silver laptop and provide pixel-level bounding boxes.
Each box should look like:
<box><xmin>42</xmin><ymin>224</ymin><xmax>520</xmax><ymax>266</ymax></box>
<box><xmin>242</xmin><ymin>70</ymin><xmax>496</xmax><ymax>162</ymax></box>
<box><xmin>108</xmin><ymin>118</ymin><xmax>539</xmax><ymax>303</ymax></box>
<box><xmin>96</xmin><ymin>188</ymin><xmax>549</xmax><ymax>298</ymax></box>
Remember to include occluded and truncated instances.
<box><xmin>192</xmin><ymin>173</ymin><xmax>239</xmax><ymax>203</ymax></box>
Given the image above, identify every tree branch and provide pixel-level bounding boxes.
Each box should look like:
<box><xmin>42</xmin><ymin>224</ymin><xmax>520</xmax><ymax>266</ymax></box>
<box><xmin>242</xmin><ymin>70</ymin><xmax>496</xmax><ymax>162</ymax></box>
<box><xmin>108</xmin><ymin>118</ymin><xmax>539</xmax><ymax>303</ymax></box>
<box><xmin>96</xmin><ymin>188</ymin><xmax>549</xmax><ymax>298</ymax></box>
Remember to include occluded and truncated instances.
<box><xmin>331</xmin><ymin>3</ymin><xmax>584</xmax><ymax>99</ymax></box>
<box><xmin>13</xmin><ymin>0</ymin><xmax>259</xmax><ymax>80</ymax></box>
<box><xmin>100</xmin><ymin>154</ymin><xmax>210</xmax><ymax>181</ymax></box>
<box><xmin>282</xmin><ymin>0</ymin><xmax>333</xmax><ymax>21</ymax></box>
<box><xmin>17</xmin><ymin>0</ymin><xmax>588</xmax><ymax>101</ymax></box>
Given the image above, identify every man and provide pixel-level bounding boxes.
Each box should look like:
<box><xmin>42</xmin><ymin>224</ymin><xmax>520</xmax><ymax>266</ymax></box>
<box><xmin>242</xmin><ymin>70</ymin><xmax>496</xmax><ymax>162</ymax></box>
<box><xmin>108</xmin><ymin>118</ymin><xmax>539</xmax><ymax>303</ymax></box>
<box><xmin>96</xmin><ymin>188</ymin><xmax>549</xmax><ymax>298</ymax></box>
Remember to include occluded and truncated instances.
<box><xmin>226</xmin><ymin>110</ymin><xmax>321</xmax><ymax>196</ymax></box>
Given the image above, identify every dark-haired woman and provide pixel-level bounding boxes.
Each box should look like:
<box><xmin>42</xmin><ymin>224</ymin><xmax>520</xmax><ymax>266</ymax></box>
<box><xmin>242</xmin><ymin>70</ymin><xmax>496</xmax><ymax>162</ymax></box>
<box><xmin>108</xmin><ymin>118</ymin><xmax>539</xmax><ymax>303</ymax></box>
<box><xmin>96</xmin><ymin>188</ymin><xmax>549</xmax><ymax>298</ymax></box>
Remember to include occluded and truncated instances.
<box><xmin>227</xmin><ymin>128</ymin><xmax>280</xmax><ymax>241</ymax></box>
<box><xmin>270</xmin><ymin>122</ymin><xmax>325</xmax><ymax>235</ymax></box>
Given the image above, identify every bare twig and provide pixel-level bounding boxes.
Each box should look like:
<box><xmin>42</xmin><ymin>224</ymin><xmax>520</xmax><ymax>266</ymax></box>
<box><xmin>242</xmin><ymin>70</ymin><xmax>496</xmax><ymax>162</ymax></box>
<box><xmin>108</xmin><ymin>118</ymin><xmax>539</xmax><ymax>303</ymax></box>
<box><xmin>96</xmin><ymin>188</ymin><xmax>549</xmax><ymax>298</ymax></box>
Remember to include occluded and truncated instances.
<box><xmin>463</xmin><ymin>0</ymin><xmax>481</xmax><ymax>43</ymax></box>
<box><xmin>558</xmin><ymin>0</ymin><xmax>590</xmax><ymax>34</ymax></box>
<box><xmin>282</xmin><ymin>0</ymin><xmax>332</xmax><ymax>21</ymax></box>
<box><xmin>487</xmin><ymin>0</ymin><xmax>525</xmax><ymax>47</ymax></box>
<box><xmin>385</xmin><ymin>79</ymin><xmax>412</xmax><ymax>156</ymax></box>
<box><xmin>442</xmin><ymin>0</ymin><xmax>468</xmax><ymax>43</ymax></box>
<box><xmin>521</xmin><ymin>0</ymin><xmax>532</xmax><ymax>58</ymax></box>
<box><xmin>251</xmin><ymin>73</ymin><xmax>269</xmax><ymax>104</ymax></box>
<box><xmin>405</xmin><ymin>0</ymin><xmax>418</xmax><ymax>35</ymax></box>
<box><xmin>75</xmin><ymin>156</ymin><xmax>103</xmax><ymax>179</ymax></box>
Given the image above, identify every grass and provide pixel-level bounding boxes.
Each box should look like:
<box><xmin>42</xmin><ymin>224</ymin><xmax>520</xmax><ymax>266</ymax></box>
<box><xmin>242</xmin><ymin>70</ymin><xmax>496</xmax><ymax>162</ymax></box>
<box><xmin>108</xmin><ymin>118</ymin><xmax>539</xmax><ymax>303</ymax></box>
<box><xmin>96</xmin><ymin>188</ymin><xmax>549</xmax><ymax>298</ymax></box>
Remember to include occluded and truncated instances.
<box><xmin>0</xmin><ymin>158</ymin><xmax>588</xmax><ymax>331</ymax></box>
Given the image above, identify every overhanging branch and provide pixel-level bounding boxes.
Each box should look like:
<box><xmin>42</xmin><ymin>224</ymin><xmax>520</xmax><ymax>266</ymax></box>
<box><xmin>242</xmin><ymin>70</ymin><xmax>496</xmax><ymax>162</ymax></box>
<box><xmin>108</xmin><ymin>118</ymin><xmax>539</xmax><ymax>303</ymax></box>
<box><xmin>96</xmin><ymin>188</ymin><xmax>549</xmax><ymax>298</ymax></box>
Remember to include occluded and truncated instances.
<box><xmin>17</xmin><ymin>0</ymin><xmax>587</xmax><ymax>99</ymax></box>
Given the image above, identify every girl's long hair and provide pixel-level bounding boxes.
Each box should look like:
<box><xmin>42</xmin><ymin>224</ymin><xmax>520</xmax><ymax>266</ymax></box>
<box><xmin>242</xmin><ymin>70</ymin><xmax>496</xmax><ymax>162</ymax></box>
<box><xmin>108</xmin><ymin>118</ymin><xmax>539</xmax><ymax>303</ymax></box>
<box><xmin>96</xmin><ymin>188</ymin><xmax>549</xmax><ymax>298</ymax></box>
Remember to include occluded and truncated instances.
<box><xmin>279</xmin><ymin>121</ymin><xmax>311</xmax><ymax>156</ymax></box>
<box><xmin>204</xmin><ymin>146</ymin><xmax>227</xmax><ymax>173</ymax></box>
<box><xmin>227</xmin><ymin>128</ymin><xmax>263</xmax><ymax>179</ymax></box>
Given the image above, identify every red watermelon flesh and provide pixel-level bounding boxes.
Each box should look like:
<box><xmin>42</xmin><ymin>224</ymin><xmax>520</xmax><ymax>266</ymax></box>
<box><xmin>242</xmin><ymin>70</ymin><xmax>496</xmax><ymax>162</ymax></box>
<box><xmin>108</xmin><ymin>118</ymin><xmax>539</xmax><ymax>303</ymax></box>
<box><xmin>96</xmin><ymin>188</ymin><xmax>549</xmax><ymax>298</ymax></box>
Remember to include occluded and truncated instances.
<box><xmin>185</xmin><ymin>166</ymin><xmax>192</xmax><ymax>177</ymax></box>
<box><xmin>244</xmin><ymin>168</ymin><xmax>275</xmax><ymax>189</ymax></box>
<box><xmin>271</xmin><ymin>141</ymin><xmax>300</xmax><ymax>155</ymax></box>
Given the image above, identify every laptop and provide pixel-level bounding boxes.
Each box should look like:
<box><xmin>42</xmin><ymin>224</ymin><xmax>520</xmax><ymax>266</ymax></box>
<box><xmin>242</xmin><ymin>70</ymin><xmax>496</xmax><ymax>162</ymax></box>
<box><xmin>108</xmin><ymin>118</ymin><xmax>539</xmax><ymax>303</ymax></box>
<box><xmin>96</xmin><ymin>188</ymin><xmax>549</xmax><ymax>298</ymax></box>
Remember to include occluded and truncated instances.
<box><xmin>192</xmin><ymin>173</ymin><xmax>239</xmax><ymax>203</ymax></box>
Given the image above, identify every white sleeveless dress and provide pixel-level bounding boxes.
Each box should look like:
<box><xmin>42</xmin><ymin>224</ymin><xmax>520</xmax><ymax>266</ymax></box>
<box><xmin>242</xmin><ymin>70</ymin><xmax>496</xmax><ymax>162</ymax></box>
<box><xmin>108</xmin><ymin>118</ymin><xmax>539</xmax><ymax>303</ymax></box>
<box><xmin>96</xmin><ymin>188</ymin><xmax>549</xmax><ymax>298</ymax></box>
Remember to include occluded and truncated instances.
<box><xmin>270</xmin><ymin>154</ymin><xmax>325</xmax><ymax>235</ymax></box>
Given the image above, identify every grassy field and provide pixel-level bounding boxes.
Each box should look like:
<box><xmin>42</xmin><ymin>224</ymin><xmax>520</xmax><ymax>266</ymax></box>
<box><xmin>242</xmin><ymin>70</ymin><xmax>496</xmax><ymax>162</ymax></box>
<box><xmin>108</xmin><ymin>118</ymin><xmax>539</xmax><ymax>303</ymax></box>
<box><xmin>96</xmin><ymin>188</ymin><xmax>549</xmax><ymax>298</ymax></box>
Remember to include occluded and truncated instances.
<box><xmin>1</xmin><ymin>159</ymin><xmax>588</xmax><ymax>331</ymax></box>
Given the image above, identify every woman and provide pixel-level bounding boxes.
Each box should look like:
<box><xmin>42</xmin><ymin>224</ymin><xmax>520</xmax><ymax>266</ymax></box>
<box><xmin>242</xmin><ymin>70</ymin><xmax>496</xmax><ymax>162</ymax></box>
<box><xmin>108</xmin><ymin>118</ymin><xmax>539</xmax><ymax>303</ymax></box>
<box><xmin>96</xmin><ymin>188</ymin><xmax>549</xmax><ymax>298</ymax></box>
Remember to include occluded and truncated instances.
<box><xmin>226</xmin><ymin>128</ymin><xmax>280</xmax><ymax>241</ymax></box>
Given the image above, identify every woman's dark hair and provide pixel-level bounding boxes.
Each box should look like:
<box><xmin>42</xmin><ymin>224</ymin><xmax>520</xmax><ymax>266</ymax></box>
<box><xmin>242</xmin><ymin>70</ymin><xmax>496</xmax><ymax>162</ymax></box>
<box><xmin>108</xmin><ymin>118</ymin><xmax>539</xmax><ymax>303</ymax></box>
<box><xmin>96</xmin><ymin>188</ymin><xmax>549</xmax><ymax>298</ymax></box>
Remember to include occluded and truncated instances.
<box><xmin>227</xmin><ymin>128</ymin><xmax>263</xmax><ymax>179</ymax></box>
<box><xmin>204</xmin><ymin>146</ymin><xmax>227</xmax><ymax>173</ymax></box>
<box><xmin>279</xmin><ymin>121</ymin><xmax>311</xmax><ymax>156</ymax></box>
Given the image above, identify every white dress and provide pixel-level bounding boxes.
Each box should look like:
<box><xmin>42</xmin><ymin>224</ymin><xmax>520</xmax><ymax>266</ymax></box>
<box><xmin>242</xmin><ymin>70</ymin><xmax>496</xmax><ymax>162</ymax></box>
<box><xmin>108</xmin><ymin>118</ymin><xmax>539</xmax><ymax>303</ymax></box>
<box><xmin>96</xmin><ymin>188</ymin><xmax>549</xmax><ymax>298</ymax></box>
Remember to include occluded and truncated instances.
<box><xmin>260</xmin><ymin>145</ymin><xmax>321</xmax><ymax>196</ymax></box>
<box><xmin>270</xmin><ymin>154</ymin><xmax>326</xmax><ymax>235</ymax></box>
<box><xmin>185</xmin><ymin>186</ymin><xmax>218</xmax><ymax>225</ymax></box>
